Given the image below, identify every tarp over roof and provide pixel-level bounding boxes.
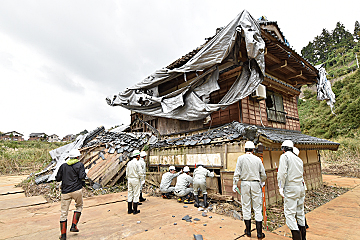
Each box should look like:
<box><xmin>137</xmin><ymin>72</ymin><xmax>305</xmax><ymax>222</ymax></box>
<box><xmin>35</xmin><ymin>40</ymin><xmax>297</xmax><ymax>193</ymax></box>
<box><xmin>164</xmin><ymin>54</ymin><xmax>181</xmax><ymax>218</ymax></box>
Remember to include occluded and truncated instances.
<box><xmin>106</xmin><ymin>10</ymin><xmax>265</xmax><ymax>121</ymax></box>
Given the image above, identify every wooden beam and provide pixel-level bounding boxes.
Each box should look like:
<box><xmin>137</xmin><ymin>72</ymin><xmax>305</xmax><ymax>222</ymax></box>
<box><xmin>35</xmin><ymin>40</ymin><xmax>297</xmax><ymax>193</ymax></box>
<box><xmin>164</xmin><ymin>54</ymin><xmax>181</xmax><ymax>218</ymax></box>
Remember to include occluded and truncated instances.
<box><xmin>268</xmin><ymin>60</ymin><xmax>287</xmax><ymax>72</ymax></box>
<box><xmin>287</xmin><ymin>71</ymin><xmax>307</xmax><ymax>80</ymax></box>
<box><xmin>265</xmin><ymin>52</ymin><xmax>281</xmax><ymax>64</ymax></box>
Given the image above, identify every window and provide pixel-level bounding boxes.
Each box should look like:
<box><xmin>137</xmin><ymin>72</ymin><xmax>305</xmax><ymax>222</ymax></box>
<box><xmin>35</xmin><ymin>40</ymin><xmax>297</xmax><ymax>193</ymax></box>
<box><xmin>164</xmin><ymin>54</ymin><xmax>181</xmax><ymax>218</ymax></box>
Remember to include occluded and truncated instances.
<box><xmin>266</xmin><ymin>91</ymin><xmax>286</xmax><ymax>123</ymax></box>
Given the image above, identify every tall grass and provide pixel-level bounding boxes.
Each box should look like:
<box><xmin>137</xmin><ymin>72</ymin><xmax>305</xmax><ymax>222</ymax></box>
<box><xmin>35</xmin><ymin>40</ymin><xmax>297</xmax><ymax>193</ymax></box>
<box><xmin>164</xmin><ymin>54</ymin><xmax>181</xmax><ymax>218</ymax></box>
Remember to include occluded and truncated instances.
<box><xmin>0</xmin><ymin>140</ymin><xmax>67</xmax><ymax>175</ymax></box>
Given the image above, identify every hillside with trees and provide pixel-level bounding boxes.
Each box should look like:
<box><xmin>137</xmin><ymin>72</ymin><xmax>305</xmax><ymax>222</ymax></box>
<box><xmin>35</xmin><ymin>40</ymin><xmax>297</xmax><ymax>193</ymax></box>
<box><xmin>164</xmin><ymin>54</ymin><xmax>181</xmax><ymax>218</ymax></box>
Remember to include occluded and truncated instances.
<box><xmin>299</xmin><ymin>20</ymin><xmax>360</xmax><ymax>178</ymax></box>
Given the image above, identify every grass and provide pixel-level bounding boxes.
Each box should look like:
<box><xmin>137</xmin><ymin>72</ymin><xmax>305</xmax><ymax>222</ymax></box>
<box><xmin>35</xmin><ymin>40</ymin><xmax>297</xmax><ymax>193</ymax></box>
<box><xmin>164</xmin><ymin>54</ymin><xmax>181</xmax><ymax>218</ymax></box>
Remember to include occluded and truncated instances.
<box><xmin>0</xmin><ymin>140</ymin><xmax>67</xmax><ymax>175</ymax></box>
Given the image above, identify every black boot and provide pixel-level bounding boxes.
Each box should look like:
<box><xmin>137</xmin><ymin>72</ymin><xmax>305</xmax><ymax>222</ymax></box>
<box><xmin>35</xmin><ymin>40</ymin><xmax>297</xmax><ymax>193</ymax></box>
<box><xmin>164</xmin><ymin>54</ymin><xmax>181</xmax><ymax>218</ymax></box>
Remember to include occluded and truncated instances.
<box><xmin>256</xmin><ymin>221</ymin><xmax>265</xmax><ymax>239</ymax></box>
<box><xmin>203</xmin><ymin>194</ymin><xmax>208</xmax><ymax>208</ymax></box>
<box><xmin>70</xmin><ymin>211</ymin><xmax>81</xmax><ymax>232</ymax></box>
<box><xmin>305</xmin><ymin>218</ymin><xmax>309</xmax><ymax>229</ymax></box>
<box><xmin>139</xmin><ymin>192</ymin><xmax>146</xmax><ymax>202</ymax></box>
<box><xmin>133</xmin><ymin>202</ymin><xmax>140</xmax><ymax>214</ymax></box>
<box><xmin>194</xmin><ymin>195</ymin><xmax>199</xmax><ymax>208</ymax></box>
<box><xmin>184</xmin><ymin>193</ymin><xmax>194</xmax><ymax>204</ymax></box>
<box><xmin>127</xmin><ymin>201</ymin><xmax>133</xmax><ymax>214</ymax></box>
<box><xmin>291</xmin><ymin>230</ymin><xmax>301</xmax><ymax>240</ymax></box>
<box><xmin>298</xmin><ymin>225</ymin><xmax>306</xmax><ymax>240</ymax></box>
<box><xmin>59</xmin><ymin>220</ymin><xmax>67</xmax><ymax>240</ymax></box>
<box><xmin>244</xmin><ymin>219</ymin><xmax>251</xmax><ymax>237</ymax></box>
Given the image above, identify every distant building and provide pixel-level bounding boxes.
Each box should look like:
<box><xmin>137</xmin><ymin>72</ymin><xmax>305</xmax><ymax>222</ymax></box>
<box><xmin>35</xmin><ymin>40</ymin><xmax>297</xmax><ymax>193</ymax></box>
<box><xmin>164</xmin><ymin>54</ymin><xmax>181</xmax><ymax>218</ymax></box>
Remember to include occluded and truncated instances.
<box><xmin>29</xmin><ymin>133</ymin><xmax>47</xmax><ymax>141</ymax></box>
<box><xmin>62</xmin><ymin>134</ymin><xmax>75</xmax><ymax>142</ymax></box>
<box><xmin>47</xmin><ymin>134</ymin><xmax>60</xmax><ymax>142</ymax></box>
<box><xmin>0</xmin><ymin>131</ymin><xmax>24</xmax><ymax>141</ymax></box>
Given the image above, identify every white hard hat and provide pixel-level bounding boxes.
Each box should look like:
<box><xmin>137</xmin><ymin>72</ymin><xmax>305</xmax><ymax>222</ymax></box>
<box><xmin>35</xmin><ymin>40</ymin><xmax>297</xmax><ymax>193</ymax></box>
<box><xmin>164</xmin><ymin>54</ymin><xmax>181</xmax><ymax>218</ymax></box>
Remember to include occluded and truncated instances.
<box><xmin>244</xmin><ymin>141</ymin><xmax>255</xmax><ymax>149</ymax></box>
<box><xmin>132</xmin><ymin>150</ymin><xmax>140</xmax><ymax>157</ymax></box>
<box><xmin>293</xmin><ymin>147</ymin><xmax>299</xmax><ymax>156</ymax></box>
<box><xmin>281</xmin><ymin>140</ymin><xmax>294</xmax><ymax>148</ymax></box>
<box><xmin>69</xmin><ymin>149</ymin><xmax>81</xmax><ymax>158</ymax></box>
<box><xmin>140</xmin><ymin>151</ymin><xmax>147</xmax><ymax>157</ymax></box>
<box><xmin>169</xmin><ymin>166</ymin><xmax>176</xmax><ymax>171</ymax></box>
<box><xmin>196</xmin><ymin>161</ymin><xmax>204</xmax><ymax>166</ymax></box>
<box><xmin>183</xmin><ymin>166</ymin><xmax>190</xmax><ymax>172</ymax></box>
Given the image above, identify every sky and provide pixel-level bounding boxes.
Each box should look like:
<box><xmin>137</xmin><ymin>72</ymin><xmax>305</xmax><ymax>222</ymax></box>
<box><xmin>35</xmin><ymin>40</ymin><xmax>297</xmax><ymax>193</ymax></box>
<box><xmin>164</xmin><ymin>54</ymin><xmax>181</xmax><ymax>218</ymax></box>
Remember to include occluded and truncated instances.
<box><xmin>0</xmin><ymin>0</ymin><xmax>358</xmax><ymax>140</ymax></box>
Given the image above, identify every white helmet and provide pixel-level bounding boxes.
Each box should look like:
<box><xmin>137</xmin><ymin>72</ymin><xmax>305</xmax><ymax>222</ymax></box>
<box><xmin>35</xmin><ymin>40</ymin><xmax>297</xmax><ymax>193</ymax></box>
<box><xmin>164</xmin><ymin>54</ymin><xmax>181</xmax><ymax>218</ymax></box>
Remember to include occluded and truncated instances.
<box><xmin>69</xmin><ymin>149</ymin><xmax>81</xmax><ymax>158</ymax></box>
<box><xmin>169</xmin><ymin>166</ymin><xmax>176</xmax><ymax>171</ymax></box>
<box><xmin>196</xmin><ymin>161</ymin><xmax>204</xmax><ymax>166</ymax></box>
<box><xmin>183</xmin><ymin>166</ymin><xmax>190</xmax><ymax>172</ymax></box>
<box><xmin>281</xmin><ymin>140</ymin><xmax>294</xmax><ymax>148</ymax></box>
<box><xmin>140</xmin><ymin>151</ymin><xmax>147</xmax><ymax>157</ymax></box>
<box><xmin>293</xmin><ymin>147</ymin><xmax>299</xmax><ymax>156</ymax></box>
<box><xmin>244</xmin><ymin>141</ymin><xmax>255</xmax><ymax>149</ymax></box>
<box><xmin>132</xmin><ymin>150</ymin><xmax>140</xmax><ymax>157</ymax></box>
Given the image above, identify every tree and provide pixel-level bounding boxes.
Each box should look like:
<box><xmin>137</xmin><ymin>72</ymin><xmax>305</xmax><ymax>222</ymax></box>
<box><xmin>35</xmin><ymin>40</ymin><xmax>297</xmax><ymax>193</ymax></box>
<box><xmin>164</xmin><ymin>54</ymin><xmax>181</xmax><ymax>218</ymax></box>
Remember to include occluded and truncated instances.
<box><xmin>332</xmin><ymin>22</ymin><xmax>354</xmax><ymax>49</ymax></box>
<box><xmin>301</xmin><ymin>41</ymin><xmax>317</xmax><ymax>64</ymax></box>
<box><xmin>354</xmin><ymin>21</ymin><xmax>360</xmax><ymax>41</ymax></box>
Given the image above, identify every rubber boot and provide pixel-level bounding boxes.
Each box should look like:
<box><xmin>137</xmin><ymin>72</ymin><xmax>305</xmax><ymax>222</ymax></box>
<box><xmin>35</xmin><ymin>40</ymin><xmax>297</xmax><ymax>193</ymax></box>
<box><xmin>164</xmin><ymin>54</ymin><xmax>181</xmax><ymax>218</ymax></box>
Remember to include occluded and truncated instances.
<box><xmin>70</xmin><ymin>211</ymin><xmax>81</xmax><ymax>232</ymax></box>
<box><xmin>194</xmin><ymin>195</ymin><xmax>199</xmax><ymax>208</ymax></box>
<box><xmin>291</xmin><ymin>230</ymin><xmax>301</xmax><ymax>240</ymax></box>
<box><xmin>127</xmin><ymin>201</ymin><xmax>133</xmax><ymax>214</ymax></box>
<box><xmin>133</xmin><ymin>202</ymin><xmax>140</xmax><ymax>214</ymax></box>
<box><xmin>203</xmin><ymin>194</ymin><xmax>208</xmax><ymax>208</ymax></box>
<box><xmin>305</xmin><ymin>218</ymin><xmax>309</xmax><ymax>229</ymax></box>
<box><xmin>298</xmin><ymin>225</ymin><xmax>306</xmax><ymax>240</ymax></box>
<box><xmin>139</xmin><ymin>192</ymin><xmax>146</xmax><ymax>202</ymax></box>
<box><xmin>256</xmin><ymin>221</ymin><xmax>265</xmax><ymax>239</ymax></box>
<box><xmin>244</xmin><ymin>219</ymin><xmax>251</xmax><ymax>237</ymax></box>
<box><xmin>165</xmin><ymin>193</ymin><xmax>171</xmax><ymax>199</ymax></box>
<box><xmin>184</xmin><ymin>193</ymin><xmax>194</xmax><ymax>204</ymax></box>
<box><xmin>59</xmin><ymin>220</ymin><xmax>67</xmax><ymax>240</ymax></box>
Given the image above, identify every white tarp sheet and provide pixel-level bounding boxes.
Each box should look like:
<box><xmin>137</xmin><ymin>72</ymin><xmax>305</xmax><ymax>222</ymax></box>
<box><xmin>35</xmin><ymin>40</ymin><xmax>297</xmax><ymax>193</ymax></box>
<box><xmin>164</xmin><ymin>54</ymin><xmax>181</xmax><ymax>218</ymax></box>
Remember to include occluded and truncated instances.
<box><xmin>316</xmin><ymin>66</ymin><xmax>336</xmax><ymax>113</ymax></box>
<box><xmin>106</xmin><ymin>10</ymin><xmax>265</xmax><ymax>121</ymax></box>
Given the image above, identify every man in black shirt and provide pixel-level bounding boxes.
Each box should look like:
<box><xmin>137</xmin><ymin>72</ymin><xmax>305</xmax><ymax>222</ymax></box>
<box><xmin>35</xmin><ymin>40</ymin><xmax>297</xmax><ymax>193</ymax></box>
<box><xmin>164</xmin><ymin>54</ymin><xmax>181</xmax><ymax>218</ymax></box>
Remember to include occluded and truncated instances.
<box><xmin>56</xmin><ymin>148</ymin><xmax>86</xmax><ymax>240</ymax></box>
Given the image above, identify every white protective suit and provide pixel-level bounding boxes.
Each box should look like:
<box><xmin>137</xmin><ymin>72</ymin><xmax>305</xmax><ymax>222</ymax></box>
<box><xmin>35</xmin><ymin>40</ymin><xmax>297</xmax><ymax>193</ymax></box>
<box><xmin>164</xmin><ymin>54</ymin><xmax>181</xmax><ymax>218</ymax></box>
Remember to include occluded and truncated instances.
<box><xmin>193</xmin><ymin>166</ymin><xmax>215</xmax><ymax>195</ymax></box>
<box><xmin>174</xmin><ymin>173</ymin><xmax>193</xmax><ymax>197</ymax></box>
<box><xmin>126</xmin><ymin>158</ymin><xmax>144</xmax><ymax>202</ymax></box>
<box><xmin>160</xmin><ymin>171</ymin><xmax>181</xmax><ymax>193</ymax></box>
<box><xmin>139</xmin><ymin>158</ymin><xmax>146</xmax><ymax>190</ymax></box>
<box><xmin>233</xmin><ymin>153</ymin><xmax>267</xmax><ymax>221</ymax></box>
<box><xmin>277</xmin><ymin>151</ymin><xmax>306</xmax><ymax>230</ymax></box>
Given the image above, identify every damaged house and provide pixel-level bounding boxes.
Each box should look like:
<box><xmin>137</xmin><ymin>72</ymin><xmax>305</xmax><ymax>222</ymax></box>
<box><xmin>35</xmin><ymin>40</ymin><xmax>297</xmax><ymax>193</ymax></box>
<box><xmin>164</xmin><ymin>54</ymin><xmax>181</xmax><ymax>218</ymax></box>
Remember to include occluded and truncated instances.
<box><xmin>106</xmin><ymin>10</ymin><xmax>339</xmax><ymax>205</ymax></box>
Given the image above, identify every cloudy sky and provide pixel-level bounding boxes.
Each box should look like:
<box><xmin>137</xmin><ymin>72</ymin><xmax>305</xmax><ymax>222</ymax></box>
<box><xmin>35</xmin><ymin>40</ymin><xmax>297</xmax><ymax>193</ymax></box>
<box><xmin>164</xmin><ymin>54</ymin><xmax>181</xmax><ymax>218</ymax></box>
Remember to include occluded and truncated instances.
<box><xmin>0</xmin><ymin>0</ymin><xmax>358</xmax><ymax>139</ymax></box>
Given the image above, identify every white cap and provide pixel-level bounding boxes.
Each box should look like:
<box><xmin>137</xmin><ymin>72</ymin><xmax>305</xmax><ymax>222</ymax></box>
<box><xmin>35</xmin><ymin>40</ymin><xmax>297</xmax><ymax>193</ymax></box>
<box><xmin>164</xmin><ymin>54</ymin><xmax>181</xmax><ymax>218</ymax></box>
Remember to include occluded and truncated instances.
<box><xmin>196</xmin><ymin>161</ymin><xmax>204</xmax><ymax>166</ymax></box>
<box><xmin>69</xmin><ymin>149</ymin><xmax>81</xmax><ymax>158</ymax></box>
<box><xmin>169</xmin><ymin>166</ymin><xmax>176</xmax><ymax>171</ymax></box>
<box><xmin>281</xmin><ymin>140</ymin><xmax>294</xmax><ymax>148</ymax></box>
<box><xmin>132</xmin><ymin>150</ymin><xmax>140</xmax><ymax>157</ymax></box>
<box><xmin>183</xmin><ymin>166</ymin><xmax>190</xmax><ymax>172</ymax></box>
<box><xmin>244</xmin><ymin>141</ymin><xmax>255</xmax><ymax>149</ymax></box>
<box><xmin>140</xmin><ymin>151</ymin><xmax>147</xmax><ymax>157</ymax></box>
<box><xmin>293</xmin><ymin>147</ymin><xmax>299</xmax><ymax>156</ymax></box>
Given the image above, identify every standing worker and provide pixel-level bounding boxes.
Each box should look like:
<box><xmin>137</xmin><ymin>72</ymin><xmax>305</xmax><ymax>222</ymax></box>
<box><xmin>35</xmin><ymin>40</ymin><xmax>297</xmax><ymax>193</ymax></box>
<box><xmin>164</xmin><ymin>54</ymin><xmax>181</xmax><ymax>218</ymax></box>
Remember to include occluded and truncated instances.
<box><xmin>277</xmin><ymin>140</ymin><xmax>306</xmax><ymax>240</ymax></box>
<box><xmin>56</xmin><ymin>149</ymin><xmax>87</xmax><ymax>240</ymax></box>
<box><xmin>193</xmin><ymin>161</ymin><xmax>214</xmax><ymax>208</ymax></box>
<box><xmin>160</xmin><ymin>166</ymin><xmax>182</xmax><ymax>198</ymax></box>
<box><xmin>126</xmin><ymin>150</ymin><xmax>144</xmax><ymax>215</ymax></box>
<box><xmin>174</xmin><ymin>166</ymin><xmax>194</xmax><ymax>204</ymax></box>
<box><xmin>233</xmin><ymin>141</ymin><xmax>267</xmax><ymax>239</ymax></box>
<box><xmin>139</xmin><ymin>151</ymin><xmax>147</xmax><ymax>202</ymax></box>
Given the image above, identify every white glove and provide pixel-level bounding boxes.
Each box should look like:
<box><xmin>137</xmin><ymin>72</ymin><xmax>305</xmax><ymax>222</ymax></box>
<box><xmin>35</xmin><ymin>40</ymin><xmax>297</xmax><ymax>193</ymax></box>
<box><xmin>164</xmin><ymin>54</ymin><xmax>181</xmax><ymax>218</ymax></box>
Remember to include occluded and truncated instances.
<box><xmin>85</xmin><ymin>169</ymin><xmax>89</xmax><ymax>174</ymax></box>
<box><xmin>141</xmin><ymin>180</ymin><xmax>145</xmax><ymax>185</ymax></box>
<box><xmin>279</xmin><ymin>188</ymin><xmax>284</xmax><ymax>198</ymax></box>
<box><xmin>260</xmin><ymin>182</ymin><xmax>265</xmax><ymax>188</ymax></box>
<box><xmin>232</xmin><ymin>185</ymin><xmax>238</xmax><ymax>193</ymax></box>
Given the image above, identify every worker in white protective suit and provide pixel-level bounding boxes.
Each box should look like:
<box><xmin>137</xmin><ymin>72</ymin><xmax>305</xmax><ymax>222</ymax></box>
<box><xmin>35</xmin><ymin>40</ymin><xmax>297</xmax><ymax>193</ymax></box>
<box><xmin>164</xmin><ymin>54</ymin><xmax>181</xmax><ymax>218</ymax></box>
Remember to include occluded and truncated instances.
<box><xmin>193</xmin><ymin>161</ymin><xmax>215</xmax><ymax>208</ymax></box>
<box><xmin>139</xmin><ymin>151</ymin><xmax>147</xmax><ymax>202</ymax></box>
<box><xmin>278</xmin><ymin>140</ymin><xmax>306</xmax><ymax>240</ymax></box>
<box><xmin>126</xmin><ymin>150</ymin><xmax>144</xmax><ymax>215</ymax></box>
<box><xmin>160</xmin><ymin>166</ymin><xmax>182</xmax><ymax>199</ymax></box>
<box><xmin>293</xmin><ymin>147</ymin><xmax>309</xmax><ymax>230</ymax></box>
<box><xmin>174</xmin><ymin>166</ymin><xmax>194</xmax><ymax>204</ymax></box>
<box><xmin>233</xmin><ymin>141</ymin><xmax>267</xmax><ymax>239</ymax></box>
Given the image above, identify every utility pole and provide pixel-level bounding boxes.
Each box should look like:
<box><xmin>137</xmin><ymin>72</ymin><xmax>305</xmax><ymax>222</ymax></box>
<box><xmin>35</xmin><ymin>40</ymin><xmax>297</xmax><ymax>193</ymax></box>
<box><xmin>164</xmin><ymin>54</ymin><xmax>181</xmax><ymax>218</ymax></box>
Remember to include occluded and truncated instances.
<box><xmin>356</xmin><ymin>53</ymin><xmax>359</xmax><ymax>69</ymax></box>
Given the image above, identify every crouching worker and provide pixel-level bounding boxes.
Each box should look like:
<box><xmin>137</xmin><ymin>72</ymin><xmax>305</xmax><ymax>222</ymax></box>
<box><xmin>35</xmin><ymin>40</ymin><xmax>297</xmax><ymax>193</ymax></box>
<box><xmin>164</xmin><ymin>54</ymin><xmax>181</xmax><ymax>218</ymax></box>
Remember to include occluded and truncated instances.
<box><xmin>56</xmin><ymin>149</ymin><xmax>86</xmax><ymax>240</ymax></box>
<box><xmin>174</xmin><ymin>166</ymin><xmax>194</xmax><ymax>204</ymax></box>
<box><xmin>193</xmin><ymin>161</ymin><xmax>214</xmax><ymax>208</ymax></box>
<box><xmin>160</xmin><ymin>166</ymin><xmax>182</xmax><ymax>199</ymax></box>
<box><xmin>233</xmin><ymin>141</ymin><xmax>267</xmax><ymax>239</ymax></box>
<box><xmin>126</xmin><ymin>150</ymin><xmax>144</xmax><ymax>215</ymax></box>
